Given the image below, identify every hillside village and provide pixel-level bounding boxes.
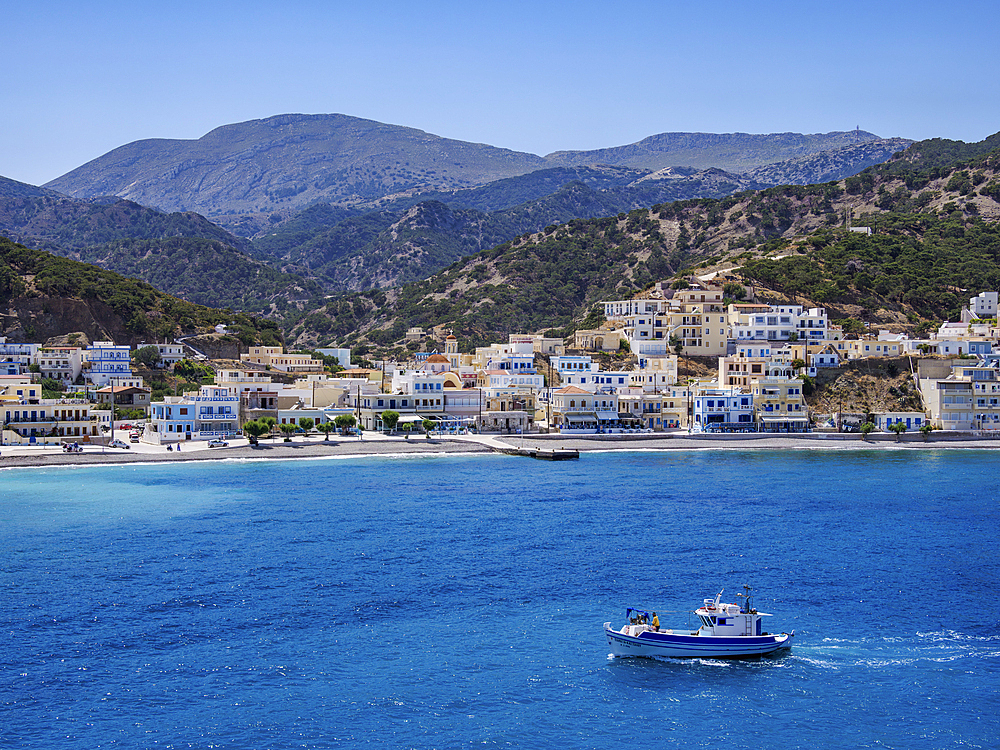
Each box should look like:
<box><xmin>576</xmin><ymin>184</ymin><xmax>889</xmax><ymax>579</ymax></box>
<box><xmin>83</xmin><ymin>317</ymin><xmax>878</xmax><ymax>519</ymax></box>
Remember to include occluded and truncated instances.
<box><xmin>4</xmin><ymin>275</ymin><xmax>1000</xmax><ymax>449</ymax></box>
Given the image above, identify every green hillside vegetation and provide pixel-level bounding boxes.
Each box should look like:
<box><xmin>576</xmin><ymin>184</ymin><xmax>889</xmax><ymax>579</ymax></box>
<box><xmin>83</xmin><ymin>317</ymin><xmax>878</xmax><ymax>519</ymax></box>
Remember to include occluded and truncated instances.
<box><xmin>0</xmin><ymin>195</ymin><xmax>248</xmax><ymax>252</ymax></box>
<box><xmin>876</xmin><ymin>132</ymin><xmax>1000</xmax><ymax>178</ymax></box>
<box><xmin>284</xmin><ymin>209</ymin><xmax>683</xmax><ymax>349</ymax></box>
<box><xmin>0</xmin><ymin>236</ymin><xmax>282</xmax><ymax>345</ymax></box>
<box><xmin>285</xmin><ymin>133</ymin><xmax>1000</xmax><ymax>353</ymax></box>
<box><xmin>739</xmin><ymin>212</ymin><xmax>1000</xmax><ymax>320</ymax></box>
<box><xmin>74</xmin><ymin>237</ymin><xmax>323</xmax><ymax>311</ymax></box>
<box><xmin>0</xmin><ymin>188</ymin><xmax>322</xmax><ymax>312</ymax></box>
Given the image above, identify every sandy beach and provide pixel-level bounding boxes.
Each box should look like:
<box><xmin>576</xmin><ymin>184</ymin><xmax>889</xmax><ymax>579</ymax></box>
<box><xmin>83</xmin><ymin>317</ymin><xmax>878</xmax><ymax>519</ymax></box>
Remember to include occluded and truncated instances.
<box><xmin>1</xmin><ymin>429</ymin><xmax>998</xmax><ymax>469</ymax></box>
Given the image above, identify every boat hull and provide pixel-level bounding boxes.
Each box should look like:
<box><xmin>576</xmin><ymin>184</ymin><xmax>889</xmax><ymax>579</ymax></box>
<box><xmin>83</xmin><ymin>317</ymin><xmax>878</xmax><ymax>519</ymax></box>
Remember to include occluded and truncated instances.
<box><xmin>604</xmin><ymin>623</ymin><xmax>794</xmax><ymax>659</ymax></box>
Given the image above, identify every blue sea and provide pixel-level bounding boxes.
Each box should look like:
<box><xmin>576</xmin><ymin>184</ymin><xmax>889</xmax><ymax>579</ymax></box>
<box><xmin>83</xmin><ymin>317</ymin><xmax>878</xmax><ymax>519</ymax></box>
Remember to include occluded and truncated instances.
<box><xmin>2</xmin><ymin>449</ymin><xmax>998</xmax><ymax>749</ymax></box>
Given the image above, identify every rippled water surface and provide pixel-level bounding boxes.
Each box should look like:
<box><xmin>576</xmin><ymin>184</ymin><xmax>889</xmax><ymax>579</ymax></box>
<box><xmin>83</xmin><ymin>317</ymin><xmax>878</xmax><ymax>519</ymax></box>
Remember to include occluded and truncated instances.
<box><xmin>2</xmin><ymin>450</ymin><xmax>997</xmax><ymax>748</ymax></box>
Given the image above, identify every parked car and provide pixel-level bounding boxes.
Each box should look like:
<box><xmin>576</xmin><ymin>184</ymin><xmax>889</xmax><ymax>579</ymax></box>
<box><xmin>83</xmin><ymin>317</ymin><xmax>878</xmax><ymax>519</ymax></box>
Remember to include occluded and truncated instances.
<box><xmin>108</xmin><ymin>439</ymin><xmax>131</xmax><ymax>449</ymax></box>
<box><xmin>208</xmin><ymin>439</ymin><xmax>229</xmax><ymax>448</ymax></box>
<box><xmin>129</xmin><ymin>433</ymin><xmax>141</xmax><ymax>443</ymax></box>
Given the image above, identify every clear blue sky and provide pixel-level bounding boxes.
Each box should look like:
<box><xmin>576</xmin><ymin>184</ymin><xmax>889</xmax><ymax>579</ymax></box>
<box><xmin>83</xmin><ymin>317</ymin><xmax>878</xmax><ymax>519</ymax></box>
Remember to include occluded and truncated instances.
<box><xmin>5</xmin><ymin>0</ymin><xmax>999</xmax><ymax>187</ymax></box>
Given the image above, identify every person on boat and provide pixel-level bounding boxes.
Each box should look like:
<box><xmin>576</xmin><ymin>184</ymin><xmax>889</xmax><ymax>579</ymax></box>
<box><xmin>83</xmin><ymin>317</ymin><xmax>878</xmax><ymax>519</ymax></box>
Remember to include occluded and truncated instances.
<box><xmin>651</xmin><ymin>612</ymin><xmax>660</xmax><ymax>632</ymax></box>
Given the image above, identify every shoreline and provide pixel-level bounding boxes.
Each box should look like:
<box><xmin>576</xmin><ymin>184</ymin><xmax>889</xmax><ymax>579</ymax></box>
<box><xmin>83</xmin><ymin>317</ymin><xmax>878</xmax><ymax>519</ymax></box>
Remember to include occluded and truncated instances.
<box><xmin>2</xmin><ymin>430</ymin><xmax>998</xmax><ymax>469</ymax></box>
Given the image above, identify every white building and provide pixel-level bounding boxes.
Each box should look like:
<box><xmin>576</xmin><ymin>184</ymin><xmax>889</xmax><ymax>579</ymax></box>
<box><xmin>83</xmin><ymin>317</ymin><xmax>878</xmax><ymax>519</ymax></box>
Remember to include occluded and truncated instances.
<box><xmin>145</xmin><ymin>385</ymin><xmax>239</xmax><ymax>443</ymax></box>
<box><xmin>35</xmin><ymin>346</ymin><xmax>84</xmax><ymax>385</ymax></box>
<box><xmin>85</xmin><ymin>341</ymin><xmax>132</xmax><ymax>387</ymax></box>
<box><xmin>155</xmin><ymin>343</ymin><xmax>185</xmax><ymax>368</ymax></box>
<box><xmin>969</xmin><ymin>291</ymin><xmax>998</xmax><ymax>319</ymax></box>
<box><xmin>692</xmin><ymin>388</ymin><xmax>755</xmax><ymax>432</ymax></box>
<box><xmin>729</xmin><ymin>304</ymin><xmax>828</xmax><ymax>343</ymax></box>
<box><xmin>316</xmin><ymin>347</ymin><xmax>352</xmax><ymax>368</ymax></box>
<box><xmin>550</xmin><ymin>356</ymin><xmax>596</xmax><ymax>377</ymax></box>
<box><xmin>0</xmin><ymin>338</ymin><xmax>39</xmax><ymax>375</ymax></box>
<box><xmin>631</xmin><ymin>355</ymin><xmax>678</xmax><ymax>391</ymax></box>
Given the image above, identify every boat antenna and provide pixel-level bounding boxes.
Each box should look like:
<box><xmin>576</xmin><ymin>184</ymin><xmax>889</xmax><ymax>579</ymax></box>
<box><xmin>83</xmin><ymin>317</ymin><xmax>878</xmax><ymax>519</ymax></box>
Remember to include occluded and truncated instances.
<box><xmin>737</xmin><ymin>584</ymin><xmax>754</xmax><ymax>614</ymax></box>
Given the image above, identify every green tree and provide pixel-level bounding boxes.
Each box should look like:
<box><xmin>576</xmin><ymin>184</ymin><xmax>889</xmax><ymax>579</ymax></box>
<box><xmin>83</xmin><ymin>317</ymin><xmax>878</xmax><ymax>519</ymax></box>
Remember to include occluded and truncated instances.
<box><xmin>381</xmin><ymin>410</ymin><xmax>400</xmax><ymax>432</ymax></box>
<box><xmin>243</xmin><ymin>420</ymin><xmax>268</xmax><ymax>445</ymax></box>
<box><xmin>860</xmin><ymin>422</ymin><xmax>875</xmax><ymax>440</ymax></box>
<box><xmin>133</xmin><ymin>345</ymin><xmax>162</xmax><ymax>368</ymax></box>
<box><xmin>261</xmin><ymin>416</ymin><xmax>277</xmax><ymax>441</ymax></box>
<box><xmin>279</xmin><ymin>422</ymin><xmax>298</xmax><ymax>441</ymax></box>
<box><xmin>40</xmin><ymin>377</ymin><xmax>65</xmax><ymax>396</ymax></box>
<box><xmin>888</xmin><ymin>422</ymin><xmax>907</xmax><ymax>441</ymax></box>
<box><xmin>297</xmin><ymin>417</ymin><xmax>314</xmax><ymax>435</ymax></box>
<box><xmin>317</xmin><ymin>421</ymin><xmax>336</xmax><ymax>440</ymax></box>
<box><xmin>422</xmin><ymin>419</ymin><xmax>436</xmax><ymax>434</ymax></box>
<box><xmin>334</xmin><ymin>414</ymin><xmax>357</xmax><ymax>435</ymax></box>
<box><xmin>723</xmin><ymin>282</ymin><xmax>746</xmax><ymax>301</ymax></box>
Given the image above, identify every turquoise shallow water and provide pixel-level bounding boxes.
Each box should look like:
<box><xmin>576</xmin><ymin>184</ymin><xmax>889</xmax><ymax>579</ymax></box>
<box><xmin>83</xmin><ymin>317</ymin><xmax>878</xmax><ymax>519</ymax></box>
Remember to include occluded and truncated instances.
<box><xmin>1</xmin><ymin>450</ymin><xmax>998</xmax><ymax>749</ymax></box>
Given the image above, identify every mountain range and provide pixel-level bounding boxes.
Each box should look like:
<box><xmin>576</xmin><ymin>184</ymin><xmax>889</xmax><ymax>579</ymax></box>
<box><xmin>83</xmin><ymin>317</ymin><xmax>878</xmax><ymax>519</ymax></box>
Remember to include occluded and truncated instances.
<box><xmin>44</xmin><ymin>114</ymin><xmax>907</xmax><ymax>220</ymax></box>
<box><xmin>1</xmin><ymin>113</ymin><xmax>957</xmax><ymax>346</ymax></box>
<box><xmin>0</xmin><ymin>117</ymin><xmax>912</xmax><ymax>308</ymax></box>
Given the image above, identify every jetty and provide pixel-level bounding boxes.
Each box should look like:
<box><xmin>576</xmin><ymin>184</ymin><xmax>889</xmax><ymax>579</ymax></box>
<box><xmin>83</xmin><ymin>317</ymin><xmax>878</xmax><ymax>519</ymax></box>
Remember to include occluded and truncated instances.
<box><xmin>498</xmin><ymin>446</ymin><xmax>580</xmax><ymax>460</ymax></box>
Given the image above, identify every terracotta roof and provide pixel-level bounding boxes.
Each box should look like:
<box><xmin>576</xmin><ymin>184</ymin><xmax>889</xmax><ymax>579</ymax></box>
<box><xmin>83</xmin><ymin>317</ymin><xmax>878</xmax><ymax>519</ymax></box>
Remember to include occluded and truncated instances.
<box><xmin>555</xmin><ymin>386</ymin><xmax>591</xmax><ymax>395</ymax></box>
<box><xmin>425</xmin><ymin>353</ymin><xmax>449</xmax><ymax>363</ymax></box>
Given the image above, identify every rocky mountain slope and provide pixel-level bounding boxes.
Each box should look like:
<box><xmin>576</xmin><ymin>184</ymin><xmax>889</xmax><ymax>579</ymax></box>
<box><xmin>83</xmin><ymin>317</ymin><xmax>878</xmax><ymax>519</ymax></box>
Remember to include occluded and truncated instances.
<box><xmin>543</xmin><ymin>130</ymin><xmax>892</xmax><ymax>172</ymax></box>
<box><xmin>44</xmin><ymin>114</ymin><xmax>547</xmax><ymax>217</ymax></box>
<box><xmin>252</xmin><ymin>173</ymin><xmax>767</xmax><ymax>292</ymax></box>
<box><xmin>44</xmin><ymin>114</ymin><xmax>910</xmax><ymax>221</ymax></box>
<box><xmin>745</xmin><ymin>138</ymin><xmax>912</xmax><ymax>186</ymax></box>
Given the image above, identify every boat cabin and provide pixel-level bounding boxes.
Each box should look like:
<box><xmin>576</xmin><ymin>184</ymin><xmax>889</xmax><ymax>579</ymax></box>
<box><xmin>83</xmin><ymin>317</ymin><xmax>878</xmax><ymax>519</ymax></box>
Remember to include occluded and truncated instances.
<box><xmin>696</xmin><ymin>592</ymin><xmax>771</xmax><ymax>636</ymax></box>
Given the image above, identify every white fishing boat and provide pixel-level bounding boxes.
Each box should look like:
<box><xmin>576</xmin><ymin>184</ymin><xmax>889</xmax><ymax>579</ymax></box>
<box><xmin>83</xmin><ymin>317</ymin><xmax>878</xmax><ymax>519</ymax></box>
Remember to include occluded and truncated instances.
<box><xmin>604</xmin><ymin>587</ymin><xmax>794</xmax><ymax>659</ymax></box>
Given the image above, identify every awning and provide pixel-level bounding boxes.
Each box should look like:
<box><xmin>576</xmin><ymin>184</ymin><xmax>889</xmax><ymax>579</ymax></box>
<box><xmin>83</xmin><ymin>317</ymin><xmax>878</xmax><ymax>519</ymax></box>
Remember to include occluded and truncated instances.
<box><xmin>596</xmin><ymin>411</ymin><xmax>619</xmax><ymax>420</ymax></box>
<box><xmin>760</xmin><ymin>415</ymin><xmax>809</xmax><ymax>423</ymax></box>
<box><xmin>565</xmin><ymin>414</ymin><xmax>597</xmax><ymax>422</ymax></box>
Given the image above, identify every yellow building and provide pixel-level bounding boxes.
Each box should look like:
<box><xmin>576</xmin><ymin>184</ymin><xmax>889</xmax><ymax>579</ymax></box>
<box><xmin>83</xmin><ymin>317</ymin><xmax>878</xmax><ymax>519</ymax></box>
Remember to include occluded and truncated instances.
<box><xmin>751</xmin><ymin>377</ymin><xmax>808</xmax><ymax>432</ymax></box>
<box><xmin>602</xmin><ymin>284</ymin><xmax>728</xmax><ymax>356</ymax></box>
<box><xmin>240</xmin><ymin>346</ymin><xmax>323</xmax><ymax>373</ymax></box>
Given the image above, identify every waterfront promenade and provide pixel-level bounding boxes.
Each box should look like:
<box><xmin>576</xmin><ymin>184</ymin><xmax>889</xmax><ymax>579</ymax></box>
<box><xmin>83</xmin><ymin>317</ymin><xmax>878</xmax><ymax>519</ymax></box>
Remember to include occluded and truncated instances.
<box><xmin>2</xmin><ymin>428</ymin><xmax>998</xmax><ymax>468</ymax></box>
